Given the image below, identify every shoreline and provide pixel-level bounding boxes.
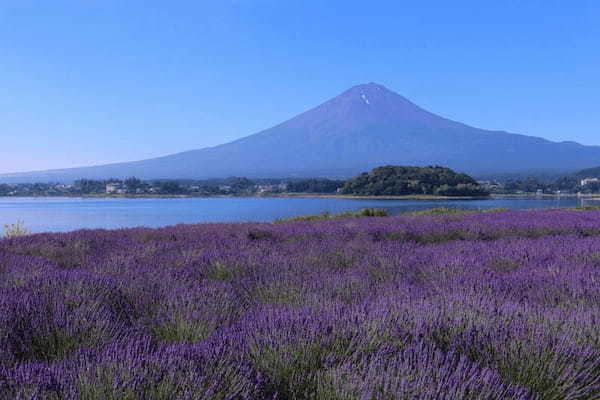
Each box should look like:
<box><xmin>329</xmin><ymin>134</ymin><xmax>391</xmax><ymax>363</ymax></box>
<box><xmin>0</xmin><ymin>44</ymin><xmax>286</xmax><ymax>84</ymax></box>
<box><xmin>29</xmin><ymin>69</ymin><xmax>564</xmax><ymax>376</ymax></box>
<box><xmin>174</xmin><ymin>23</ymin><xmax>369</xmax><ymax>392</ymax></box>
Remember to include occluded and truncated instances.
<box><xmin>1</xmin><ymin>193</ymin><xmax>599</xmax><ymax>200</ymax></box>
<box><xmin>0</xmin><ymin>193</ymin><xmax>490</xmax><ymax>200</ymax></box>
<box><xmin>257</xmin><ymin>193</ymin><xmax>490</xmax><ymax>200</ymax></box>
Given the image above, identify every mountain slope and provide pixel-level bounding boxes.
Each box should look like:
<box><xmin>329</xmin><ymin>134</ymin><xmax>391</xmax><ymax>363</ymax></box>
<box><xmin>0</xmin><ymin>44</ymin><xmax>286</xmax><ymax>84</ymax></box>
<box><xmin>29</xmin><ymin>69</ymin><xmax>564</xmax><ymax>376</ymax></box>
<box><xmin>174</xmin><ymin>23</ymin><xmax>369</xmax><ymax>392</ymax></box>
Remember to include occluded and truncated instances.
<box><xmin>2</xmin><ymin>83</ymin><xmax>600</xmax><ymax>183</ymax></box>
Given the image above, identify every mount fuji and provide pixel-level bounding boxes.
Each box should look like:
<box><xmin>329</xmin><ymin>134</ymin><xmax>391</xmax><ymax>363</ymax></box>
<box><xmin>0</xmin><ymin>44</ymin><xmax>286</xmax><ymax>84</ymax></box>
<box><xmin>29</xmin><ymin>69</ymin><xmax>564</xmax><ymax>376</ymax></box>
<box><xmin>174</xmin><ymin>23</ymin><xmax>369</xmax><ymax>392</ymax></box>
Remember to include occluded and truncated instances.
<box><xmin>2</xmin><ymin>83</ymin><xmax>600</xmax><ymax>182</ymax></box>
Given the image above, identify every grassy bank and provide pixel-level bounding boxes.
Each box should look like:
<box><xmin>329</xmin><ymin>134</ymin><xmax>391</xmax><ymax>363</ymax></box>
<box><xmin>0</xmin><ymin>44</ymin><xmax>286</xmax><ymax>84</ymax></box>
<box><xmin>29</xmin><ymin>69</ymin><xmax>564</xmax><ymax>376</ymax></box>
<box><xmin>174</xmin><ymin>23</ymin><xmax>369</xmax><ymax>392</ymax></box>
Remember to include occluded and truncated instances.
<box><xmin>273</xmin><ymin>207</ymin><xmax>388</xmax><ymax>223</ymax></box>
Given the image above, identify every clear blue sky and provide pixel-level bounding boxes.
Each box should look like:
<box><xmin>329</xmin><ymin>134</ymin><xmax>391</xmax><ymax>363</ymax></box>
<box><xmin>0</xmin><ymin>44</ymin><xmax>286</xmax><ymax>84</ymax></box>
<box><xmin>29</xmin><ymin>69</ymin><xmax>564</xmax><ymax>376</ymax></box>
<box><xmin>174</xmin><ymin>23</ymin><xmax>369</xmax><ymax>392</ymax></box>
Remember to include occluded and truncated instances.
<box><xmin>1</xmin><ymin>0</ymin><xmax>598</xmax><ymax>173</ymax></box>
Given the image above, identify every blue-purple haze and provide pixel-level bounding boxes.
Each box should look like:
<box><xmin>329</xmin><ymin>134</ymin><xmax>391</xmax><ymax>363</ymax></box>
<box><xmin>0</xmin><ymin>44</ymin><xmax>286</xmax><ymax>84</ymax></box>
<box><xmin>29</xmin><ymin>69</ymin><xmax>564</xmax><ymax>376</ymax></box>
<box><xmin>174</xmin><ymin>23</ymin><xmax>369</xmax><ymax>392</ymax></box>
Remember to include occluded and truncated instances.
<box><xmin>0</xmin><ymin>1</ymin><xmax>598</xmax><ymax>173</ymax></box>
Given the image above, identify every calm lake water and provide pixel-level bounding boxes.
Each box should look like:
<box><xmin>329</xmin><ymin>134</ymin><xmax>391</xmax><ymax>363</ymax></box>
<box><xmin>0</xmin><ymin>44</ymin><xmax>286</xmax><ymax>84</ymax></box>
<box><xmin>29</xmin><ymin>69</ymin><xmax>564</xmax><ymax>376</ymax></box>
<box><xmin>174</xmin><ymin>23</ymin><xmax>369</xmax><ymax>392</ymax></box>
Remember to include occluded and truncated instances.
<box><xmin>0</xmin><ymin>196</ymin><xmax>595</xmax><ymax>233</ymax></box>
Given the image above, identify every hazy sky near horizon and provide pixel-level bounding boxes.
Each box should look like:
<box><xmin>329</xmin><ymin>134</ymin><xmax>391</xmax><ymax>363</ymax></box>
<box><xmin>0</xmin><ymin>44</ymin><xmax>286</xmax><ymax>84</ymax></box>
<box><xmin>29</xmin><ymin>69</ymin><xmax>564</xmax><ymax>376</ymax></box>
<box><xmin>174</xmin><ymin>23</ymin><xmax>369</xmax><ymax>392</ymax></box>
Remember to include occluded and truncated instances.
<box><xmin>1</xmin><ymin>1</ymin><xmax>599</xmax><ymax>173</ymax></box>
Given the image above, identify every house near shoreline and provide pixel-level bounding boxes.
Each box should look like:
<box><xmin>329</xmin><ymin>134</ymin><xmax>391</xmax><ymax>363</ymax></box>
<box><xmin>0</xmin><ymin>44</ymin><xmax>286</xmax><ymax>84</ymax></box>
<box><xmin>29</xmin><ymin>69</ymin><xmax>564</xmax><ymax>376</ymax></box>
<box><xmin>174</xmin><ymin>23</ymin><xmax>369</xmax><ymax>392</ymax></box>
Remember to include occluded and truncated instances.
<box><xmin>105</xmin><ymin>183</ymin><xmax>125</xmax><ymax>194</ymax></box>
<box><xmin>257</xmin><ymin>183</ymin><xmax>288</xmax><ymax>194</ymax></box>
<box><xmin>581</xmin><ymin>178</ymin><xmax>600</xmax><ymax>186</ymax></box>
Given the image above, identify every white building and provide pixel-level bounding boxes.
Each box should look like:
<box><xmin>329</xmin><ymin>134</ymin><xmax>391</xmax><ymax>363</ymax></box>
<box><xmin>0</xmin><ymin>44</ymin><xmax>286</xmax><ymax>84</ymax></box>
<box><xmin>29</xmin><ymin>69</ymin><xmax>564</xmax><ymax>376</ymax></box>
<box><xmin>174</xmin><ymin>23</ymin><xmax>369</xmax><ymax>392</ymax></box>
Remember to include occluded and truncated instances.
<box><xmin>581</xmin><ymin>178</ymin><xmax>600</xmax><ymax>186</ymax></box>
<box><xmin>106</xmin><ymin>183</ymin><xmax>124</xmax><ymax>194</ymax></box>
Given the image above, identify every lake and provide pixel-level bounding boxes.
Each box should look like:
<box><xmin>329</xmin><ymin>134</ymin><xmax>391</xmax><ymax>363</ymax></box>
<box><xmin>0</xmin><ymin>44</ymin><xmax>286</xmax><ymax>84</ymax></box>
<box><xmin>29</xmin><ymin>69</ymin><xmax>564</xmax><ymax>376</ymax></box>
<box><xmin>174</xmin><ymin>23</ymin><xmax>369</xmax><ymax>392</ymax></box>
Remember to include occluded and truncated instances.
<box><xmin>0</xmin><ymin>196</ymin><xmax>595</xmax><ymax>233</ymax></box>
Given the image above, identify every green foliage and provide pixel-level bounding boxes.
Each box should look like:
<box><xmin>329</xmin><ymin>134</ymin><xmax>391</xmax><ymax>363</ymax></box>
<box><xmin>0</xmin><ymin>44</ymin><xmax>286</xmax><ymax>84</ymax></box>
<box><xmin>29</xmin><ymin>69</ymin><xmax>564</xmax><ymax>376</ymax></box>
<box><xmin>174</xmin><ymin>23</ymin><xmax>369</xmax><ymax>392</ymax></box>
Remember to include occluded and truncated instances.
<box><xmin>487</xmin><ymin>258</ymin><xmax>522</xmax><ymax>273</ymax></box>
<box><xmin>251</xmin><ymin>341</ymin><xmax>347</xmax><ymax>399</ymax></box>
<box><xmin>251</xmin><ymin>285</ymin><xmax>303</xmax><ymax>306</ymax></box>
<box><xmin>152</xmin><ymin>317</ymin><xmax>210</xmax><ymax>343</ymax></box>
<box><xmin>355</xmin><ymin>208</ymin><xmax>389</xmax><ymax>217</ymax></box>
<box><xmin>228</xmin><ymin>177</ymin><xmax>256</xmax><ymax>191</ymax></box>
<box><xmin>74</xmin><ymin>179</ymin><xmax>107</xmax><ymax>194</ymax></box>
<box><xmin>501</xmin><ymin>165</ymin><xmax>600</xmax><ymax>193</ymax></box>
<box><xmin>320</xmin><ymin>249</ymin><xmax>356</xmax><ymax>271</ymax></box>
<box><xmin>157</xmin><ymin>181</ymin><xmax>184</xmax><ymax>194</ymax></box>
<box><xmin>401</xmin><ymin>207</ymin><xmax>469</xmax><ymax>216</ymax></box>
<box><xmin>28</xmin><ymin>330</ymin><xmax>81</xmax><ymax>362</ymax></box>
<box><xmin>0</xmin><ymin>183</ymin><xmax>10</xmax><ymax>196</ymax></box>
<box><xmin>247</xmin><ymin>229</ymin><xmax>279</xmax><ymax>241</ymax></box>
<box><xmin>401</xmin><ymin>207</ymin><xmax>508</xmax><ymax>217</ymax></box>
<box><xmin>205</xmin><ymin>262</ymin><xmax>235</xmax><ymax>282</ymax></box>
<box><xmin>123</xmin><ymin>177</ymin><xmax>143</xmax><ymax>193</ymax></box>
<box><xmin>504</xmin><ymin>177</ymin><xmax>550</xmax><ymax>193</ymax></box>
<box><xmin>274</xmin><ymin>208</ymin><xmax>388</xmax><ymax>224</ymax></box>
<box><xmin>574</xmin><ymin>206</ymin><xmax>600</xmax><ymax>211</ymax></box>
<box><xmin>78</xmin><ymin>364</ymin><xmax>176</xmax><ymax>400</ymax></box>
<box><xmin>486</xmin><ymin>207</ymin><xmax>510</xmax><ymax>213</ymax></box>
<box><xmin>341</xmin><ymin>165</ymin><xmax>489</xmax><ymax>197</ymax></box>
<box><xmin>286</xmin><ymin>179</ymin><xmax>345</xmax><ymax>193</ymax></box>
<box><xmin>12</xmin><ymin>240</ymin><xmax>89</xmax><ymax>268</ymax></box>
<box><xmin>434</xmin><ymin>183</ymin><xmax>489</xmax><ymax>197</ymax></box>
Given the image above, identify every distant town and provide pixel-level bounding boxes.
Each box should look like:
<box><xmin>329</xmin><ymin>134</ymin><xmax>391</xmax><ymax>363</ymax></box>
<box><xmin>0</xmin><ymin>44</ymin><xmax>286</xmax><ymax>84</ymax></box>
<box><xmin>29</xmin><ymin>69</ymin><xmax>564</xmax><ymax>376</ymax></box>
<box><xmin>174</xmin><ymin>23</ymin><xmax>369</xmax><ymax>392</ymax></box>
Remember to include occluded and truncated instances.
<box><xmin>0</xmin><ymin>177</ymin><xmax>343</xmax><ymax>197</ymax></box>
<box><xmin>2</xmin><ymin>164</ymin><xmax>600</xmax><ymax>198</ymax></box>
<box><xmin>0</xmin><ymin>178</ymin><xmax>597</xmax><ymax>198</ymax></box>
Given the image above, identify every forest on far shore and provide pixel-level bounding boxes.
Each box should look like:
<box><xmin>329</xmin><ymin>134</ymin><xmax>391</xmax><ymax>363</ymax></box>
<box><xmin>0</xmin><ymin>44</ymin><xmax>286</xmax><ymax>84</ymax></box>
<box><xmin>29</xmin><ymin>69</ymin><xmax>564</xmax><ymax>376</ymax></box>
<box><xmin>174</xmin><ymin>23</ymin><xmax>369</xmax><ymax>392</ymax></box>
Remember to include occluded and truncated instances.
<box><xmin>0</xmin><ymin>165</ymin><xmax>489</xmax><ymax>197</ymax></box>
<box><xmin>341</xmin><ymin>165</ymin><xmax>489</xmax><ymax>197</ymax></box>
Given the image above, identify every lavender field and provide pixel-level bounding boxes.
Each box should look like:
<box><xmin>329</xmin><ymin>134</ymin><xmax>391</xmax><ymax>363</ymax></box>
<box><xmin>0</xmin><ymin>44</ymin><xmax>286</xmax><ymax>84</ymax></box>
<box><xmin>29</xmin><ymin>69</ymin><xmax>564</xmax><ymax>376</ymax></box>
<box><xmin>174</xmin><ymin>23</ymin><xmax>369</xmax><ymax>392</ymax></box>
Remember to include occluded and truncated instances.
<box><xmin>3</xmin><ymin>209</ymin><xmax>600</xmax><ymax>399</ymax></box>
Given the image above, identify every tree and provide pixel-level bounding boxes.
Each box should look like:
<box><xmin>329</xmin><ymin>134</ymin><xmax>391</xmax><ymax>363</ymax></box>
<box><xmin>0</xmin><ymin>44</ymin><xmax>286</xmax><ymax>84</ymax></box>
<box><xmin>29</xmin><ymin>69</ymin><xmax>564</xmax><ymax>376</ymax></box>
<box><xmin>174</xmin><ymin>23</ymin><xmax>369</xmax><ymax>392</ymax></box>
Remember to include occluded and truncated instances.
<box><xmin>74</xmin><ymin>179</ymin><xmax>107</xmax><ymax>194</ymax></box>
<box><xmin>341</xmin><ymin>165</ymin><xmax>488</xmax><ymax>197</ymax></box>
<box><xmin>124</xmin><ymin>177</ymin><xmax>143</xmax><ymax>193</ymax></box>
<box><xmin>0</xmin><ymin>184</ymin><xmax>10</xmax><ymax>196</ymax></box>
<box><xmin>287</xmin><ymin>179</ymin><xmax>345</xmax><ymax>193</ymax></box>
<box><xmin>157</xmin><ymin>181</ymin><xmax>185</xmax><ymax>194</ymax></box>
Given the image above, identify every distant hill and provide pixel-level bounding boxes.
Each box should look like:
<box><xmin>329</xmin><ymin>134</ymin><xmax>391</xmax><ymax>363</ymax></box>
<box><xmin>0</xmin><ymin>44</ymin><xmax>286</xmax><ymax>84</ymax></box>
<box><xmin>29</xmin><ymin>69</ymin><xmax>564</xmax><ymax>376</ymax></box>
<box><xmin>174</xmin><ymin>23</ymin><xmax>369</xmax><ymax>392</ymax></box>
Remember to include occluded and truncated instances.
<box><xmin>2</xmin><ymin>82</ymin><xmax>600</xmax><ymax>183</ymax></box>
<box><xmin>341</xmin><ymin>165</ymin><xmax>488</xmax><ymax>197</ymax></box>
<box><xmin>570</xmin><ymin>166</ymin><xmax>600</xmax><ymax>179</ymax></box>
<box><xmin>496</xmin><ymin>165</ymin><xmax>600</xmax><ymax>193</ymax></box>
<box><xmin>548</xmin><ymin>165</ymin><xmax>600</xmax><ymax>192</ymax></box>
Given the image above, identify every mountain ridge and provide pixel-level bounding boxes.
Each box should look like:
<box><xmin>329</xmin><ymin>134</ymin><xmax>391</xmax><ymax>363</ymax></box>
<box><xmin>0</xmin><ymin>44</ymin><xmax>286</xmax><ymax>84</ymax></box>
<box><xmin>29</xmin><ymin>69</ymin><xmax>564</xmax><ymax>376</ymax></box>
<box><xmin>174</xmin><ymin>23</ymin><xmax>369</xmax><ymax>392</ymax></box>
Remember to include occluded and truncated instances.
<box><xmin>2</xmin><ymin>83</ymin><xmax>599</xmax><ymax>183</ymax></box>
